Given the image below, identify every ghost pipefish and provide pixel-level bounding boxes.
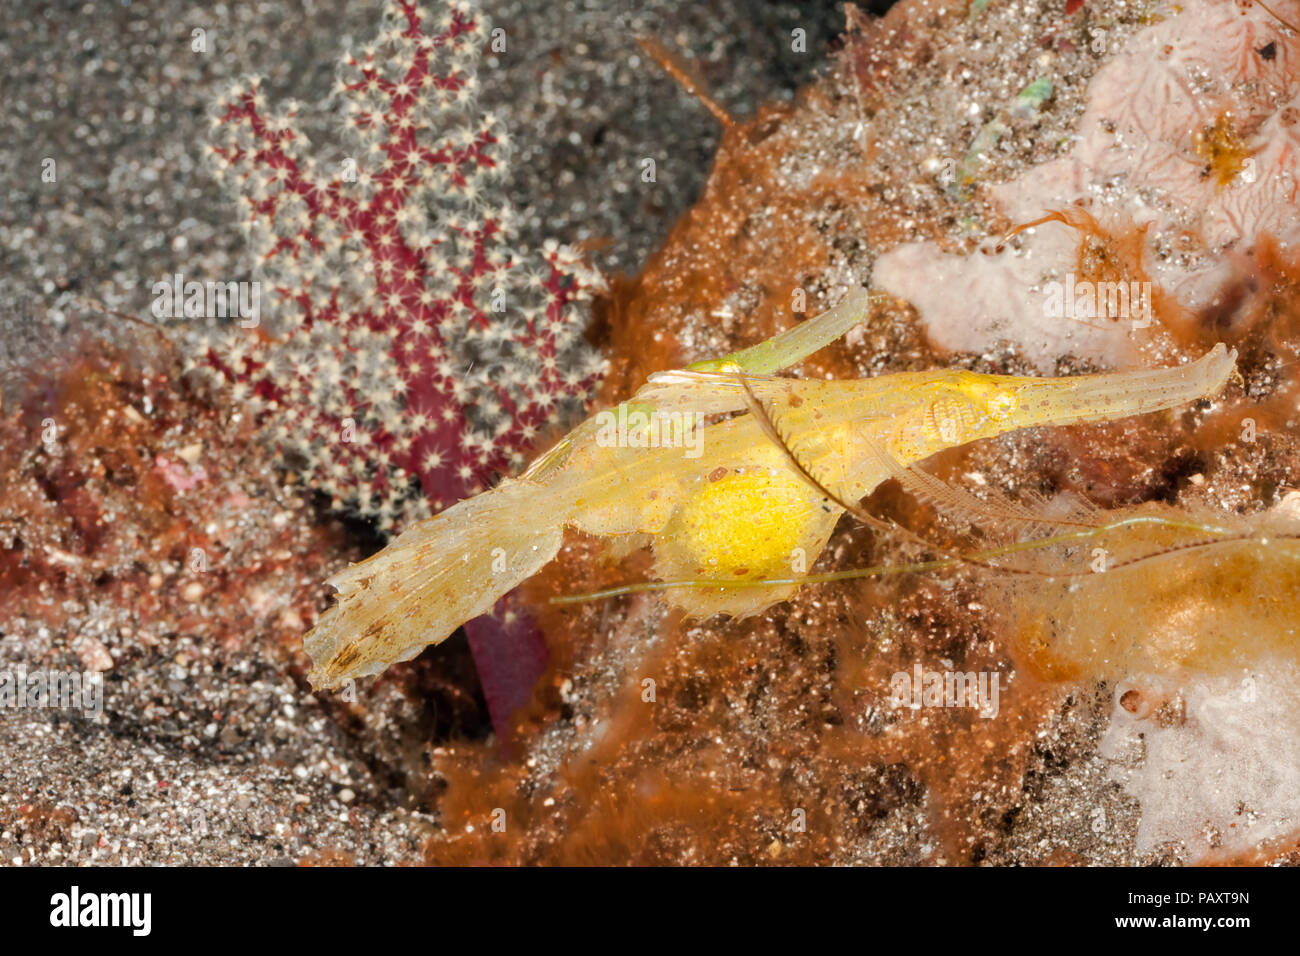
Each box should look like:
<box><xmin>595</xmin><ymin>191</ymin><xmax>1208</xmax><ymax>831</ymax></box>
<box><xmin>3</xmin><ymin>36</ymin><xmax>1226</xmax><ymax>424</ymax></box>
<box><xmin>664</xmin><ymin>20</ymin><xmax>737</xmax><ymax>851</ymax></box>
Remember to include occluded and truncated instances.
<box><xmin>301</xmin><ymin>287</ymin><xmax>1236</xmax><ymax>689</ymax></box>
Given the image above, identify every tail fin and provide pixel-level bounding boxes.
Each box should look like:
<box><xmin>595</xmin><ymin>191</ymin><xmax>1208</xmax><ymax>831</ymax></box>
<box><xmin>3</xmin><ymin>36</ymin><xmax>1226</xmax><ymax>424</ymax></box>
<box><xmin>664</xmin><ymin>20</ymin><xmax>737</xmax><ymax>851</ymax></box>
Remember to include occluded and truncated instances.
<box><xmin>304</xmin><ymin>478</ymin><xmax>564</xmax><ymax>689</ymax></box>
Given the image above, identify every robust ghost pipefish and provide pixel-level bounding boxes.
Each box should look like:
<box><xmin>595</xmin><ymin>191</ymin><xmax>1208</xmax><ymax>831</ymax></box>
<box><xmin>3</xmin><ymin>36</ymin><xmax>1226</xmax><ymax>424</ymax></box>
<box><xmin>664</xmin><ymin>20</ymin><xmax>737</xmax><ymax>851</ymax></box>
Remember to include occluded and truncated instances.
<box><xmin>302</xmin><ymin>288</ymin><xmax>1236</xmax><ymax>689</ymax></box>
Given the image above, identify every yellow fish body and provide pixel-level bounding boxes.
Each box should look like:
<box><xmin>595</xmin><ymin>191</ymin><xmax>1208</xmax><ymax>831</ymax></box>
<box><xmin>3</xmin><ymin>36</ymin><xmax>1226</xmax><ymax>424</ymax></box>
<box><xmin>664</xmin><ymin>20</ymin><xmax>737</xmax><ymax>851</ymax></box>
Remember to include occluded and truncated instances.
<box><xmin>303</xmin><ymin>289</ymin><xmax>1235</xmax><ymax>689</ymax></box>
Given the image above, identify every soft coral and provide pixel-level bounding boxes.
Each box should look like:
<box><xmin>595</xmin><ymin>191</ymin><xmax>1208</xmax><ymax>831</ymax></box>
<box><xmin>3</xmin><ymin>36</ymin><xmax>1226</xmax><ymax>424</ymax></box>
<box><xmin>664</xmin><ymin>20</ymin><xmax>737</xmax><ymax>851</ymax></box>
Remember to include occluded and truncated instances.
<box><xmin>194</xmin><ymin>0</ymin><xmax>607</xmax><ymax>737</ymax></box>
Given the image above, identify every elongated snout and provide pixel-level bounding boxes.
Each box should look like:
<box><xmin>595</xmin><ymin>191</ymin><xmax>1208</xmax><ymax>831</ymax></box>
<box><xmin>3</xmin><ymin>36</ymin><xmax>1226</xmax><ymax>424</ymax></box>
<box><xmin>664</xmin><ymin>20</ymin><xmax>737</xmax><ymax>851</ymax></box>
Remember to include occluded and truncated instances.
<box><xmin>1000</xmin><ymin>344</ymin><xmax>1236</xmax><ymax>433</ymax></box>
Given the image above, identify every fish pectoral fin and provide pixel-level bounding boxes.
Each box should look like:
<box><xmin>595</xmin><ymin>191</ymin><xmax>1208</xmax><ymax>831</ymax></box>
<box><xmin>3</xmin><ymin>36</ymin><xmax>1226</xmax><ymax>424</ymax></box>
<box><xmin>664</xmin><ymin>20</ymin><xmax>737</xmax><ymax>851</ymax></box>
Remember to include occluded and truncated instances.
<box><xmin>895</xmin><ymin>464</ymin><xmax>1103</xmax><ymax>540</ymax></box>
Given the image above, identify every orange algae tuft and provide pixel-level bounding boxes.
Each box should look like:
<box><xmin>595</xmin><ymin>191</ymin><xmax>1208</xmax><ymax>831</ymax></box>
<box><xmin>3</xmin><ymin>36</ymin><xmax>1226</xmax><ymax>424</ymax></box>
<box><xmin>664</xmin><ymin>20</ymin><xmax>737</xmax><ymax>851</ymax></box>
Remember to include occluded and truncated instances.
<box><xmin>1193</xmin><ymin>112</ymin><xmax>1257</xmax><ymax>187</ymax></box>
<box><xmin>419</xmin><ymin>0</ymin><xmax>1300</xmax><ymax>866</ymax></box>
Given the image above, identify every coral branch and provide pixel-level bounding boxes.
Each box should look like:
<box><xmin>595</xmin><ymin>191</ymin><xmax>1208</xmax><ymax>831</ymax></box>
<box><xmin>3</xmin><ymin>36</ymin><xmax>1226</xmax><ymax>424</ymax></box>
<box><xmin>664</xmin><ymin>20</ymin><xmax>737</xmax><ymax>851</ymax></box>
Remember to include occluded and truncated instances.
<box><xmin>189</xmin><ymin>0</ymin><xmax>607</xmax><ymax>738</ymax></box>
<box><xmin>193</xmin><ymin>0</ymin><xmax>606</xmax><ymax>531</ymax></box>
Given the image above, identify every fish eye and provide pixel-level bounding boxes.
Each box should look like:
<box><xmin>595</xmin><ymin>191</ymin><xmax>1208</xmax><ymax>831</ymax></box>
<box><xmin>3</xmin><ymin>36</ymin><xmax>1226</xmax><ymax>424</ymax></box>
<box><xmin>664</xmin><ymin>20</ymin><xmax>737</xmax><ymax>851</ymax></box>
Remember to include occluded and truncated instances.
<box><xmin>986</xmin><ymin>388</ymin><xmax>1018</xmax><ymax>422</ymax></box>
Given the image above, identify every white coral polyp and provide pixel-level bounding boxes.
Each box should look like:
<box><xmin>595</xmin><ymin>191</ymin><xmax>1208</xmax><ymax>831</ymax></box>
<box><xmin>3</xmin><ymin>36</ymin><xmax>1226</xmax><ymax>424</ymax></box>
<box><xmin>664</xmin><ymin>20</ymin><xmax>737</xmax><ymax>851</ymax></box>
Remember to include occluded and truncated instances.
<box><xmin>875</xmin><ymin>0</ymin><xmax>1300</xmax><ymax>370</ymax></box>
<box><xmin>1101</xmin><ymin>656</ymin><xmax>1300</xmax><ymax>859</ymax></box>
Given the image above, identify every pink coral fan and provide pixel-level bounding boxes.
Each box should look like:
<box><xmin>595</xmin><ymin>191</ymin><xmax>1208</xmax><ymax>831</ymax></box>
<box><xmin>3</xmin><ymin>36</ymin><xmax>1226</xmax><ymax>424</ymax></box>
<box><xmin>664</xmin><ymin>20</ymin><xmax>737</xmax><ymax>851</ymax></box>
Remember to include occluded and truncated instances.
<box><xmin>192</xmin><ymin>0</ymin><xmax>606</xmax><ymax>531</ymax></box>
<box><xmin>189</xmin><ymin>0</ymin><xmax>607</xmax><ymax>737</ymax></box>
